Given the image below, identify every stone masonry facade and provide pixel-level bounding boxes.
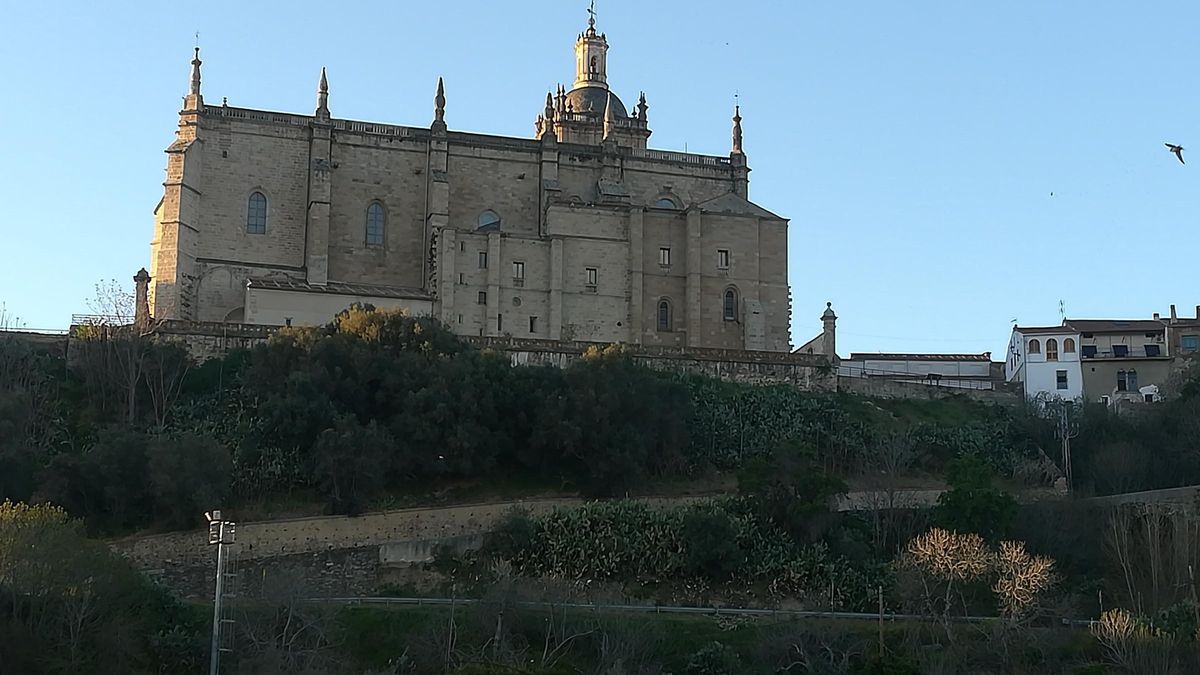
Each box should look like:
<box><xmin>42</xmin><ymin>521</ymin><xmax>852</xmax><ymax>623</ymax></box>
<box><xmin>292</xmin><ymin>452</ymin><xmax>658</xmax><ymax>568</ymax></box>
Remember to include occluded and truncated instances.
<box><xmin>148</xmin><ymin>12</ymin><xmax>793</xmax><ymax>352</ymax></box>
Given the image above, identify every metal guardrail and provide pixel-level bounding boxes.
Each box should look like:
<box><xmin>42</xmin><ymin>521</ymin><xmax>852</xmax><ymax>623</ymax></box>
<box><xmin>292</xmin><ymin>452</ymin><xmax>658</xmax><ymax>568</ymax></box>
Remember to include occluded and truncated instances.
<box><xmin>310</xmin><ymin>596</ymin><xmax>1094</xmax><ymax>627</ymax></box>
<box><xmin>839</xmin><ymin>365</ymin><xmax>999</xmax><ymax>391</ymax></box>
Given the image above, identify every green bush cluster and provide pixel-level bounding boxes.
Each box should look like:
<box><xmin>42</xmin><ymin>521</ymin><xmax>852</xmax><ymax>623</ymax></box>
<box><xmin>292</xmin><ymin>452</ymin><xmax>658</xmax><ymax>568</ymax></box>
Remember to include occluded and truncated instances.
<box><xmin>489</xmin><ymin>498</ymin><xmax>886</xmax><ymax>609</ymax></box>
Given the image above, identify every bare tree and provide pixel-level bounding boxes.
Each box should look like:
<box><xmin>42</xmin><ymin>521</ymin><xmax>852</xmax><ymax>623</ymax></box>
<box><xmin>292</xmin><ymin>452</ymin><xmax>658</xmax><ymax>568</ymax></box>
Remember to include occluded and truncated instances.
<box><xmin>73</xmin><ymin>279</ymin><xmax>148</xmax><ymax>424</ymax></box>
<box><xmin>860</xmin><ymin>431</ymin><xmax>918</xmax><ymax>557</ymax></box>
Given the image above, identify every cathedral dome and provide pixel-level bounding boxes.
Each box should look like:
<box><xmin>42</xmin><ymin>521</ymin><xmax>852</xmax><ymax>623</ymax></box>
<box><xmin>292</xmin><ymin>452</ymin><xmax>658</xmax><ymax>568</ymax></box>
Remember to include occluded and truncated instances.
<box><xmin>564</xmin><ymin>86</ymin><xmax>627</xmax><ymax>117</ymax></box>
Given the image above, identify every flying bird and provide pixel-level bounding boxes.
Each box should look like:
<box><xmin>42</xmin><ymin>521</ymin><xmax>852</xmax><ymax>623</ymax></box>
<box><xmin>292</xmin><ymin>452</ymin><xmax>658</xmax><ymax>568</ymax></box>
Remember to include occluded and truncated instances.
<box><xmin>1166</xmin><ymin>143</ymin><xmax>1185</xmax><ymax>164</ymax></box>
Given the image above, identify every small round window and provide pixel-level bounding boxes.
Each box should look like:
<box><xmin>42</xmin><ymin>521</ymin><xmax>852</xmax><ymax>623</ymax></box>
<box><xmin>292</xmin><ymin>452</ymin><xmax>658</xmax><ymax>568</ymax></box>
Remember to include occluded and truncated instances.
<box><xmin>654</xmin><ymin>197</ymin><xmax>678</xmax><ymax>209</ymax></box>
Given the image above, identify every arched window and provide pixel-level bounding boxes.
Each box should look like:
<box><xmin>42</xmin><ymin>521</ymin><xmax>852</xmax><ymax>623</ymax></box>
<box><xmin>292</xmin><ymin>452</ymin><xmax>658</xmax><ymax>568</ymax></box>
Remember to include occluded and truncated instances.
<box><xmin>246</xmin><ymin>191</ymin><xmax>267</xmax><ymax>234</ymax></box>
<box><xmin>657</xmin><ymin>299</ymin><xmax>673</xmax><ymax>332</ymax></box>
<box><xmin>1028</xmin><ymin>338</ymin><xmax>1041</xmax><ymax>355</ymax></box>
<box><xmin>654</xmin><ymin>197</ymin><xmax>679</xmax><ymax>209</ymax></box>
<box><xmin>477</xmin><ymin>210</ymin><xmax>501</xmax><ymax>231</ymax></box>
<box><xmin>1046</xmin><ymin>338</ymin><xmax>1059</xmax><ymax>361</ymax></box>
<box><xmin>723</xmin><ymin>288</ymin><xmax>738</xmax><ymax>321</ymax></box>
<box><xmin>365</xmin><ymin>202</ymin><xmax>385</xmax><ymax>247</ymax></box>
<box><xmin>1063</xmin><ymin>338</ymin><xmax>1076</xmax><ymax>353</ymax></box>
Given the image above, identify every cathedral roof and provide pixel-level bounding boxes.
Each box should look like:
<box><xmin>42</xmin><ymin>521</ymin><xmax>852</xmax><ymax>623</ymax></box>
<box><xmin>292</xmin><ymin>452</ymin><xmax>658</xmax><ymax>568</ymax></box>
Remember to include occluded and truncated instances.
<box><xmin>695</xmin><ymin>192</ymin><xmax>785</xmax><ymax>220</ymax></box>
<box><xmin>564</xmin><ymin>86</ymin><xmax>627</xmax><ymax>117</ymax></box>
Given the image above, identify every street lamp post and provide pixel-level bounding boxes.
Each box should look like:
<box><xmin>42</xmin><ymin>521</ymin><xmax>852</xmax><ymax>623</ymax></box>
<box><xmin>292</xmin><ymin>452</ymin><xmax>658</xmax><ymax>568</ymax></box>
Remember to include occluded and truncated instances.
<box><xmin>206</xmin><ymin>510</ymin><xmax>236</xmax><ymax>675</ymax></box>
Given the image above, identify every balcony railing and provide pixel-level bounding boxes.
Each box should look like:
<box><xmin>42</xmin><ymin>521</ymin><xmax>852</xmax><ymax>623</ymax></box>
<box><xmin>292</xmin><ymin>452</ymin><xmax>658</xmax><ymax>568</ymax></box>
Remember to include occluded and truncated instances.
<box><xmin>1081</xmin><ymin>348</ymin><xmax>1168</xmax><ymax>359</ymax></box>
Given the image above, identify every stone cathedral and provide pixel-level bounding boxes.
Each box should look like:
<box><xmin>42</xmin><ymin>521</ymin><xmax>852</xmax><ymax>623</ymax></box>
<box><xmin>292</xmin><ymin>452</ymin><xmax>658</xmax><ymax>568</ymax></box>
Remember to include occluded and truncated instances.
<box><xmin>147</xmin><ymin>12</ymin><xmax>792</xmax><ymax>351</ymax></box>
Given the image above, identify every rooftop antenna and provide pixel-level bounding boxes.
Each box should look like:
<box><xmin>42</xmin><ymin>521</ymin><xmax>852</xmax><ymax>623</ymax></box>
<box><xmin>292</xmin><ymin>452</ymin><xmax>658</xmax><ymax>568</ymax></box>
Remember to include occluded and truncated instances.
<box><xmin>1058</xmin><ymin>299</ymin><xmax>1066</xmax><ymax>323</ymax></box>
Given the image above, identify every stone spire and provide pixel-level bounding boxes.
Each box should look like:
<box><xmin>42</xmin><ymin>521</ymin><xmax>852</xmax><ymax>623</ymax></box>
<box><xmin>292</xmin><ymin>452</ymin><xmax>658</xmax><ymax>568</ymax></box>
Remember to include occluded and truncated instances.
<box><xmin>636</xmin><ymin>91</ymin><xmax>648</xmax><ymax>122</ymax></box>
<box><xmin>315</xmin><ymin>67</ymin><xmax>330</xmax><ymax>123</ymax></box>
<box><xmin>821</xmin><ymin>302</ymin><xmax>838</xmax><ymax>360</ymax></box>
<box><xmin>133</xmin><ymin>268</ymin><xmax>152</xmax><ymax>330</ymax></box>
<box><xmin>432</xmin><ymin>77</ymin><xmax>447</xmax><ymax>132</ymax></box>
<box><xmin>544</xmin><ymin>91</ymin><xmax>555</xmax><ymax>121</ymax></box>
<box><xmin>184</xmin><ymin>47</ymin><xmax>203</xmax><ymax>110</ymax></box>
<box><xmin>731</xmin><ymin>104</ymin><xmax>744</xmax><ymax>155</ymax></box>
<box><xmin>603</xmin><ymin>93</ymin><xmax>617</xmax><ymax>140</ymax></box>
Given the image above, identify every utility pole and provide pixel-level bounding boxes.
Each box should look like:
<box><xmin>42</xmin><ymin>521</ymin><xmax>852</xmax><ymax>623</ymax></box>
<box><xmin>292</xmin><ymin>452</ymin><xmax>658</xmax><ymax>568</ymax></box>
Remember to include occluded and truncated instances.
<box><xmin>206</xmin><ymin>510</ymin><xmax>237</xmax><ymax>675</ymax></box>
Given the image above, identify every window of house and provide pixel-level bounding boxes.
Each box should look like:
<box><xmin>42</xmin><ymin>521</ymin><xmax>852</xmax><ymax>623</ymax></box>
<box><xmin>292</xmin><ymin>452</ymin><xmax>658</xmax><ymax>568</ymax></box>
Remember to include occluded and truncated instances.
<box><xmin>365</xmin><ymin>202</ymin><xmax>385</xmax><ymax>246</ymax></box>
<box><xmin>657</xmin><ymin>299</ymin><xmax>672</xmax><ymax>331</ymax></box>
<box><xmin>717</xmin><ymin>249</ymin><xmax>730</xmax><ymax>269</ymax></box>
<box><xmin>1113</xmin><ymin>345</ymin><xmax>1129</xmax><ymax>357</ymax></box>
<box><xmin>586</xmin><ymin>267</ymin><xmax>598</xmax><ymax>286</ymax></box>
<box><xmin>1145</xmin><ymin>344</ymin><xmax>1161</xmax><ymax>357</ymax></box>
<box><xmin>1028</xmin><ymin>338</ymin><xmax>1041</xmax><ymax>354</ymax></box>
<box><xmin>654</xmin><ymin>197</ymin><xmax>678</xmax><ymax>209</ymax></box>
<box><xmin>1082</xmin><ymin>344</ymin><xmax>1097</xmax><ymax>358</ymax></box>
<box><xmin>1046</xmin><ymin>338</ymin><xmax>1059</xmax><ymax>361</ymax></box>
<box><xmin>497</xmin><ymin>314</ymin><xmax>503</xmax><ymax>332</ymax></box>
<box><xmin>1183</xmin><ymin>335</ymin><xmax>1200</xmax><ymax>353</ymax></box>
<box><xmin>723</xmin><ymin>288</ymin><xmax>738</xmax><ymax>321</ymax></box>
<box><xmin>477</xmin><ymin>210</ymin><xmax>501</xmax><ymax>231</ymax></box>
<box><xmin>512</xmin><ymin>261</ymin><xmax>525</xmax><ymax>280</ymax></box>
<box><xmin>1117</xmin><ymin>369</ymin><xmax>1139</xmax><ymax>392</ymax></box>
<box><xmin>529</xmin><ymin>316</ymin><xmax>538</xmax><ymax>333</ymax></box>
<box><xmin>1063</xmin><ymin>338</ymin><xmax>1076</xmax><ymax>353</ymax></box>
<box><xmin>1056</xmin><ymin>370</ymin><xmax>1068</xmax><ymax>390</ymax></box>
<box><xmin>659</xmin><ymin>247</ymin><xmax>671</xmax><ymax>266</ymax></box>
<box><xmin>246</xmin><ymin>191</ymin><xmax>267</xmax><ymax>234</ymax></box>
<box><xmin>478</xmin><ymin>251</ymin><xmax>488</xmax><ymax>269</ymax></box>
<box><xmin>477</xmin><ymin>291</ymin><xmax>487</xmax><ymax>305</ymax></box>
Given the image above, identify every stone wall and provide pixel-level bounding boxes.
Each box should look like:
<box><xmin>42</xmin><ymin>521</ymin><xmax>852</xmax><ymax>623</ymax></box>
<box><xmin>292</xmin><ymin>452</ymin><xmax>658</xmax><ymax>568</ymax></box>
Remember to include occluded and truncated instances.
<box><xmin>135</xmin><ymin>320</ymin><xmax>835</xmax><ymax>389</ymax></box>
<box><xmin>837</xmin><ymin>375</ymin><xmax>1019</xmax><ymax>405</ymax></box>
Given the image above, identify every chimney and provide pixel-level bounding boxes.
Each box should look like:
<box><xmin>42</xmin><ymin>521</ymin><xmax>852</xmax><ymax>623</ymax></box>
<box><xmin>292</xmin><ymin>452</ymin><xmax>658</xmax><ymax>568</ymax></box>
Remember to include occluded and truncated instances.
<box><xmin>1195</xmin><ymin>305</ymin><xmax>1200</xmax><ymax>320</ymax></box>
<box><xmin>1170</xmin><ymin>304</ymin><xmax>1178</xmax><ymax>323</ymax></box>
<box><xmin>1153</xmin><ymin>312</ymin><xmax>1161</xmax><ymax>320</ymax></box>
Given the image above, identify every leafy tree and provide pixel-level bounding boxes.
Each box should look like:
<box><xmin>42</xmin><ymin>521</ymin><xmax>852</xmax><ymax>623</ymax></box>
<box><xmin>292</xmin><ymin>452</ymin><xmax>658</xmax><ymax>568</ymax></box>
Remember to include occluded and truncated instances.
<box><xmin>312</xmin><ymin>416</ymin><xmax>394</xmax><ymax>515</ymax></box>
<box><xmin>145</xmin><ymin>433</ymin><xmax>232</xmax><ymax>529</ymax></box>
<box><xmin>738</xmin><ymin>439</ymin><xmax>847</xmax><ymax>543</ymax></box>
<box><xmin>681</xmin><ymin>509</ymin><xmax>744</xmax><ymax>580</ymax></box>
<box><xmin>933</xmin><ymin>454</ymin><xmax>1017</xmax><ymax>540</ymax></box>
<box><xmin>0</xmin><ymin>500</ymin><xmax>203</xmax><ymax>673</ymax></box>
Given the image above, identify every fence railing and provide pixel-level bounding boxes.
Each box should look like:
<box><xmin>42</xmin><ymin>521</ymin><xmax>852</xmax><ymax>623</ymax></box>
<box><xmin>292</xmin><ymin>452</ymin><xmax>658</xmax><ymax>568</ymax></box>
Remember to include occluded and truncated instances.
<box><xmin>838</xmin><ymin>364</ymin><xmax>998</xmax><ymax>391</ymax></box>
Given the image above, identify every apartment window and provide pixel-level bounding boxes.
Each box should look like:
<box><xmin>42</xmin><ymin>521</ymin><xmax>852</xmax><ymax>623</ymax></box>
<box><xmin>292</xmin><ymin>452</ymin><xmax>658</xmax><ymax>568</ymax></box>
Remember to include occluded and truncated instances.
<box><xmin>477</xmin><ymin>291</ymin><xmax>487</xmax><ymax>305</ymax></box>
<box><xmin>659</xmin><ymin>247</ymin><xmax>671</xmax><ymax>266</ymax></box>
<box><xmin>1063</xmin><ymin>338</ymin><xmax>1076</xmax><ymax>353</ymax></box>
<box><xmin>1081</xmin><ymin>344</ymin><xmax>1097</xmax><ymax>358</ymax></box>
<box><xmin>1028</xmin><ymin>339</ymin><xmax>1041</xmax><ymax>354</ymax></box>
<box><xmin>478</xmin><ymin>251</ymin><xmax>488</xmax><ymax>269</ymax></box>
<box><xmin>657</xmin><ymin>299</ymin><xmax>673</xmax><ymax>331</ymax></box>
<box><xmin>529</xmin><ymin>316</ymin><xmax>538</xmax><ymax>333</ymax></box>
<box><xmin>246</xmin><ymin>191</ymin><xmax>267</xmax><ymax>234</ymax></box>
<box><xmin>1183</xmin><ymin>335</ymin><xmax>1200</xmax><ymax>353</ymax></box>
<box><xmin>1145</xmin><ymin>344</ymin><xmax>1161</xmax><ymax>357</ymax></box>
<box><xmin>497</xmin><ymin>314</ymin><xmax>503</xmax><ymax>332</ymax></box>
<box><xmin>1056</xmin><ymin>370</ymin><xmax>1068</xmax><ymax>390</ymax></box>
<box><xmin>1045</xmin><ymin>338</ymin><xmax>1059</xmax><ymax>361</ymax></box>
<box><xmin>365</xmin><ymin>202</ymin><xmax>385</xmax><ymax>246</ymax></box>
<box><xmin>723</xmin><ymin>287</ymin><xmax>738</xmax><ymax>321</ymax></box>
<box><xmin>1113</xmin><ymin>345</ymin><xmax>1128</xmax><ymax>357</ymax></box>
<box><xmin>717</xmin><ymin>249</ymin><xmax>730</xmax><ymax>269</ymax></box>
<box><xmin>586</xmin><ymin>267</ymin><xmax>598</xmax><ymax>286</ymax></box>
<box><xmin>512</xmin><ymin>261</ymin><xmax>525</xmax><ymax>280</ymax></box>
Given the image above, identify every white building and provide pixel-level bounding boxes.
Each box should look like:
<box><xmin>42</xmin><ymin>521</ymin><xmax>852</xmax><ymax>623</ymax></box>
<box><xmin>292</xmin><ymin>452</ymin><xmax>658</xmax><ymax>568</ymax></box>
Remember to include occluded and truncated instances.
<box><xmin>1005</xmin><ymin>325</ymin><xmax>1084</xmax><ymax>401</ymax></box>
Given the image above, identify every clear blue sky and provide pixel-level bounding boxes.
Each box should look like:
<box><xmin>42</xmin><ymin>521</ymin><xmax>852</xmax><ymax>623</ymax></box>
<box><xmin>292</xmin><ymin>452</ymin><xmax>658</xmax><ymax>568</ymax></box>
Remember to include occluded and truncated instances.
<box><xmin>2</xmin><ymin>1</ymin><xmax>1198</xmax><ymax>356</ymax></box>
